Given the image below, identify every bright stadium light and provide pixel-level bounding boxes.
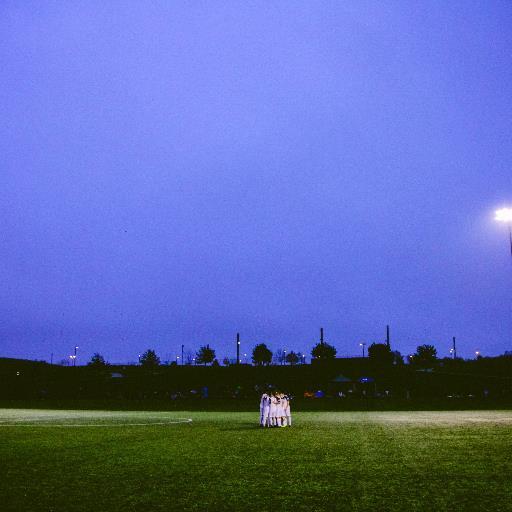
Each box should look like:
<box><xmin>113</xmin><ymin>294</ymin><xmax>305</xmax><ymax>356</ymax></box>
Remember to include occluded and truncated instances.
<box><xmin>495</xmin><ymin>208</ymin><xmax>512</xmax><ymax>223</ymax></box>
<box><xmin>495</xmin><ymin>207</ymin><xmax>512</xmax><ymax>257</ymax></box>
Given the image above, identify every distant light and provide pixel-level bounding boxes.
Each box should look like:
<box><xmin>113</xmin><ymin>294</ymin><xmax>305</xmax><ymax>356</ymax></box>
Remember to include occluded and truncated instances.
<box><xmin>495</xmin><ymin>208</ymin><xmax>512</xmax><ymax>223</ymax></box>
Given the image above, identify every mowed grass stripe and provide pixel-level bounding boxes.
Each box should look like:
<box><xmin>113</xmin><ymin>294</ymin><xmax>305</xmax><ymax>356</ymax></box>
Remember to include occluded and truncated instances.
<box><xmin>0</xmin><ymin>410</ymin><xmax>511</xmax><ymax>511</ymax></box>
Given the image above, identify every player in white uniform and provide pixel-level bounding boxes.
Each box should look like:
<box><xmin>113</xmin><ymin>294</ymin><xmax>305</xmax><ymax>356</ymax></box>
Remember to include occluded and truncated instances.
<box><xmin>269</xmin><ymin>392</ymin><xmax>278</xmax><ymax>427</ymax></box>
<box><xmin>283</xmin><ymin>393</ymin><xmax>291</xmax><ymax>426</ymax></box>
<box><xmin>259</xmin><ymin>392</ymin><xmax>271</xmax><ymax>427</ymax></box>
<box><xmin>276</xmin><ymin>392</ymin><xmax>285</xmax><ymax>427</ymax></box>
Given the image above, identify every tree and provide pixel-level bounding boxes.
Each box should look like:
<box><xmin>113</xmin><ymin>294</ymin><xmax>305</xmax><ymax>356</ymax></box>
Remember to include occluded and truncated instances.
<box><xmin>413</xmin><ymin>344</ymin><xmax>438</xmax><ymax>368</ymax></box>
<box><xmin>273</xmin><ymin>348</ymin><xmax>286</xmax><ymax>365</ymax></box>
<box><xmin>87</xmin><ymin>353</ymin><xmax>107</xmax><ymax>368</ymax></box>
<box><xmin>184</xmin><ymin>349</ymin><xmax>195</xmax><ymax>365</ymax></box>
<box><xmin>368</xmin><ymin>343</ymin><xmax>393</xmax><ymax>365</ymax></box>
<box><xmin>391</xmin><ymin>350</ymin><xmax>404</xmax><ymax>366</ymax></box>
<box><xmin>222</xmin><ymin>357</ymin><xmax>231</xmax><ymax>366</ymax></box>
<box><xmin>311</xmin><ymin>342</ymin><xmax>337</xmax><ymax>360</ymax></box>
<box><xmin>139</xmin><ymin>349</ymin><xmax>160</xmax><ymax>368</ymax></box>
<box><xmin>252</xmin><ymin>343</ymin><xmax>273</xmax><ymax>366</ymax></box>
<box><xmin>285</xmin><ymin>351</ymin><xmax>299</xmax><ymax>365</ymax></box>
<box><xmin>196</xmin><ymin>345</ymin><xmax>216</xmax><ymax>366</ymax></box>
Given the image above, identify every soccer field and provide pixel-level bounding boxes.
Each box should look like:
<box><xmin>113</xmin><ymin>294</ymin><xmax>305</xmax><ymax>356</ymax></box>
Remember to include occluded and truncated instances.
<box><xmin>1</xmin><ymin>409</ymin><xmax>511</xmax><ymax>512</ymax></box>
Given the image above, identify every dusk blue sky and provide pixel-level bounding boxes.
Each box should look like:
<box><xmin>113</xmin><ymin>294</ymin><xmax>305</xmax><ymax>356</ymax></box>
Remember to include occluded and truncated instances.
<box><xmin>1</xmin><ymin>2</ymin><xmax>512</xmax><ymax>364</ymax></box>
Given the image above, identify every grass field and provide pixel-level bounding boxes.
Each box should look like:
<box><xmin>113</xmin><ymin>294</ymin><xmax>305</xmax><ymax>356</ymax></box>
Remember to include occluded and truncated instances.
<box><xmin>1</xmin><ymin>409</ymin><xmax>511</xmax><ymax>511</ymax></box>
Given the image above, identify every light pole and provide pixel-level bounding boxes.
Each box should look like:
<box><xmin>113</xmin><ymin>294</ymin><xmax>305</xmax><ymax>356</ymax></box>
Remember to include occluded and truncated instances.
<box><xmin>72</xmin><ymin>346</ymin><xmax>78</xmax><ymax>367</ymax></box>
<box><xmin>495</xmin><ymin>207</ymin><xmax>512</xmax><ymax>257</ymax></box>
<box><xmin>359</xmin><ymin>342</ymin><xmax>366</xmax><ymax>358</ymax></box>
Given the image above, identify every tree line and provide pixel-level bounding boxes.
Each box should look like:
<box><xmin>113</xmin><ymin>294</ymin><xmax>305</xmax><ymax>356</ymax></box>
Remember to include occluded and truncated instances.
<box><xmin>88</xmin><ymin>340</ymin><xmax>444</xmax><ymax>369</ymax></box>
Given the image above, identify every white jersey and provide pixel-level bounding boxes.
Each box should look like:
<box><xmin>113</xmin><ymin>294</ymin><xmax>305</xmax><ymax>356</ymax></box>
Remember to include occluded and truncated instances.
<box><xmin>281</xmin><ymin>396</ymin><xmax>289</xmax><ymax>415</ymax></box>
<box><xmin>269</xmin><ymin>396</ymin><xmax>278</xmax><ymax>417</ymax></box>
<box><xmin>276</xmin><ymin>395</ymin><xmax>285</xmax><ymax>417</ymax></box>
<box><xmin>260</xmin><ymin>393</ymin><xmax>270</xmax><ymax>411</ymax></box>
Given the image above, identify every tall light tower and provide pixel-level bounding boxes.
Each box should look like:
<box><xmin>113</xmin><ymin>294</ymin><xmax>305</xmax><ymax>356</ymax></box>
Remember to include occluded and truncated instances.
<box><xmin>495</xmin><ymin>207</ymin><xmax>512</xmax><ymax>257</ymax></box>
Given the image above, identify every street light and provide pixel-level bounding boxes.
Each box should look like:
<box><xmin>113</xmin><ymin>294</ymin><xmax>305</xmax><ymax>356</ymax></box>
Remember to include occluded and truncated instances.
<box><xmin>475</xmin><ymin>350</ymin><xmax>481</xmax><ymax>359</ymax></box>
<box><xmin>495</xmin><ymin>207</ymin><xmax>512</xmax><ymax>257</ymax></box>
<box><xmin>359</xmin><ymin>342</ymin><xmax>366</xmax><ymax>358</ymax></box>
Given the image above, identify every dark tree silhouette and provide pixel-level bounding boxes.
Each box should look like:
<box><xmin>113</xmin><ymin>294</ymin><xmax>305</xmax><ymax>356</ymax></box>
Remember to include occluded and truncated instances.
<box><xmin>196</xmin><ymin>345</ymin><xmax>216</xmax><ymax>366</ymax></box>
<box><xmin>413</xmin><ymin>344</ymin><xmax>438</xmax><ymax>367</ymax></box>
<box><xmin>273</xmin><ymin>348</ymin><xmax>286</xmax><ymax>365</ymax></box>
<box><xmin>139</xmin><ymin>349</ymin><xmax>160</xmax><ymax>367</ymax></box>
<box><xmin>368</xmin><ymin>343</ymin><xmax>393</xmax><ymax>365</ymax></box>
<box><xmin>252</xmin><ymin>343</ymin><xmax>273</xmax><ymax>366</ymax></box>
<box><xmin>311</xmin><ymin>342</ymin><xmax>337</xmax><ymax>360</ymax></box>
<box><xmin>87</xmin><ymin>353</ymin><xmax>107</xmax><ymax>367</ymax></box>
<box><xmin>285</xmin><ymin>351</ymin><xmax>300</xmax><ymax>365</ymax></box>
<box><xmin>392</xmin><ymin>350</ymin><xmax>404</xmax><ymax>365</ymax></box>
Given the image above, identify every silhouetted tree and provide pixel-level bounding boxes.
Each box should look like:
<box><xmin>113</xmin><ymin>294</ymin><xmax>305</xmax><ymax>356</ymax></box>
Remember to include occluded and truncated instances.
<box><xmin>87</xmin><ymin>353</ymin><xmax>107</xmax><ymax>367</ymax></box>
<box><xmin>368</xmin><ymin>343</ymin><xmax>393</xmax><ymax>365</ymax></box>
<box><xmin>140</xmin><ymin>349</ymin><xmax>160</xmax><ymax>368</ymax></box>
<box><xmin>252</xmin><ymin>343</ymin><xmax>273</xmax><ymax>366</ymax></box>
<box><xmin>184</xmin><ymin>349</ymin><xmax>195</xmax><ymax>365</ymax></box>
<box><xmin>285</xmin><ymin>351</ymin><xmax>300</xmax><ymax>365</ymax></box>
<box><xmin>391</xmin><ymin>350</ymin><xmax>404</xmax><ymax>365</ymax></box>
<box><xmin>273</xmin><ymin>348</ymin><xmax>286</xmax><ymax>365</ymax></box>
<box><xmin>311</xmin><ymin>342</ymin><xmax>337</xmax><ymax>360</ymax></box>
<box><xmin>222</xmin><ymin>357</ymin><xmax>231</xmax><ymax>366</ymax></box>
<box><xmin>196</xmin><ymin>345</ymin><xmax>216</xmax><ymax>366</ymax></box>
<box><xmin>413</xmin><ymin>344</ymin><xmax>438</xmax><ymax>368</ymax></box>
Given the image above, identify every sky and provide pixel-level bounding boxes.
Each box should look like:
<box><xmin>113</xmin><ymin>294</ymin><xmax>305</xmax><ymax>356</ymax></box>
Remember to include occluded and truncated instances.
<box><xmin>1</xmin><ymin>1</ymin><xmax>512</xmax><ymax>365</ymax></box>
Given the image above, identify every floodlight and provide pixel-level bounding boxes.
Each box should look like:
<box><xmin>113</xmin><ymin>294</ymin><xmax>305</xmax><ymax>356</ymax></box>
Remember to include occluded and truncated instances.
<box><xmin>495</xmin><ymin>208</ymin><xmax>512</xmax><ymax>223</ymax></box>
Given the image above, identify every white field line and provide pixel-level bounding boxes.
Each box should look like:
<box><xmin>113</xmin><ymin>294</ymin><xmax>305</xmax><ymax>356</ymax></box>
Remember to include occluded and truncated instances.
<box><xmin>0</xmin><ymin>418</ymin><xmax>193</xmax><ymax>427</ymax></box>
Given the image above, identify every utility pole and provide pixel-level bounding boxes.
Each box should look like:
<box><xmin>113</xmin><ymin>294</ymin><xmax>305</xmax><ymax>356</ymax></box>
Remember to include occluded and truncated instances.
<box><xmin>181</xmin><ymin>344</ymin><xmax>184</xmax><ymax>366</ymax></box>
<box><xmin>452</xmin><ymin>336</ymin><xmax>457</xmax><ymax>359</ymax></box>
<box><xmin>386</xmin><ymin>325</ymin><xmax>390</xmax><ymax>349</ymax></box>
<box><xmin>236</xmin><ymin>333</ymin><xmax>240</xmax><ymax>364</ymax></box>
<box><xmin>320</xmin><ymin>327</ymin><xmax>324</xmax><ymax>345</ymax></box>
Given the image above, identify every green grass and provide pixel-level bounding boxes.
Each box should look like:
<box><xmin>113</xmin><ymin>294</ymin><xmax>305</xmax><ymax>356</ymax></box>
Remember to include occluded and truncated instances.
<box><xmin>1</xmin><ymin>409</ymin><xmax>511</xmax><ymax>511</ymax></box>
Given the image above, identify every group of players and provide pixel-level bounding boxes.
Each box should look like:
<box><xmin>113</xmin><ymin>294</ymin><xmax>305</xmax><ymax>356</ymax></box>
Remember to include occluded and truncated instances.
<box><xmin>259</xmin><ymin>391</ymin><xmax>292</xmax><ymax>427</ymax></box>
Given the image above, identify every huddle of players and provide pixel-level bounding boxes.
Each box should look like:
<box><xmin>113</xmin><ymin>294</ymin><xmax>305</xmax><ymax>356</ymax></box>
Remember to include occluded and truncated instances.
<box><xmin>259</xmin><ymin>391</ymin><xmax>291</xmax><ymax>427</ymax></box>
